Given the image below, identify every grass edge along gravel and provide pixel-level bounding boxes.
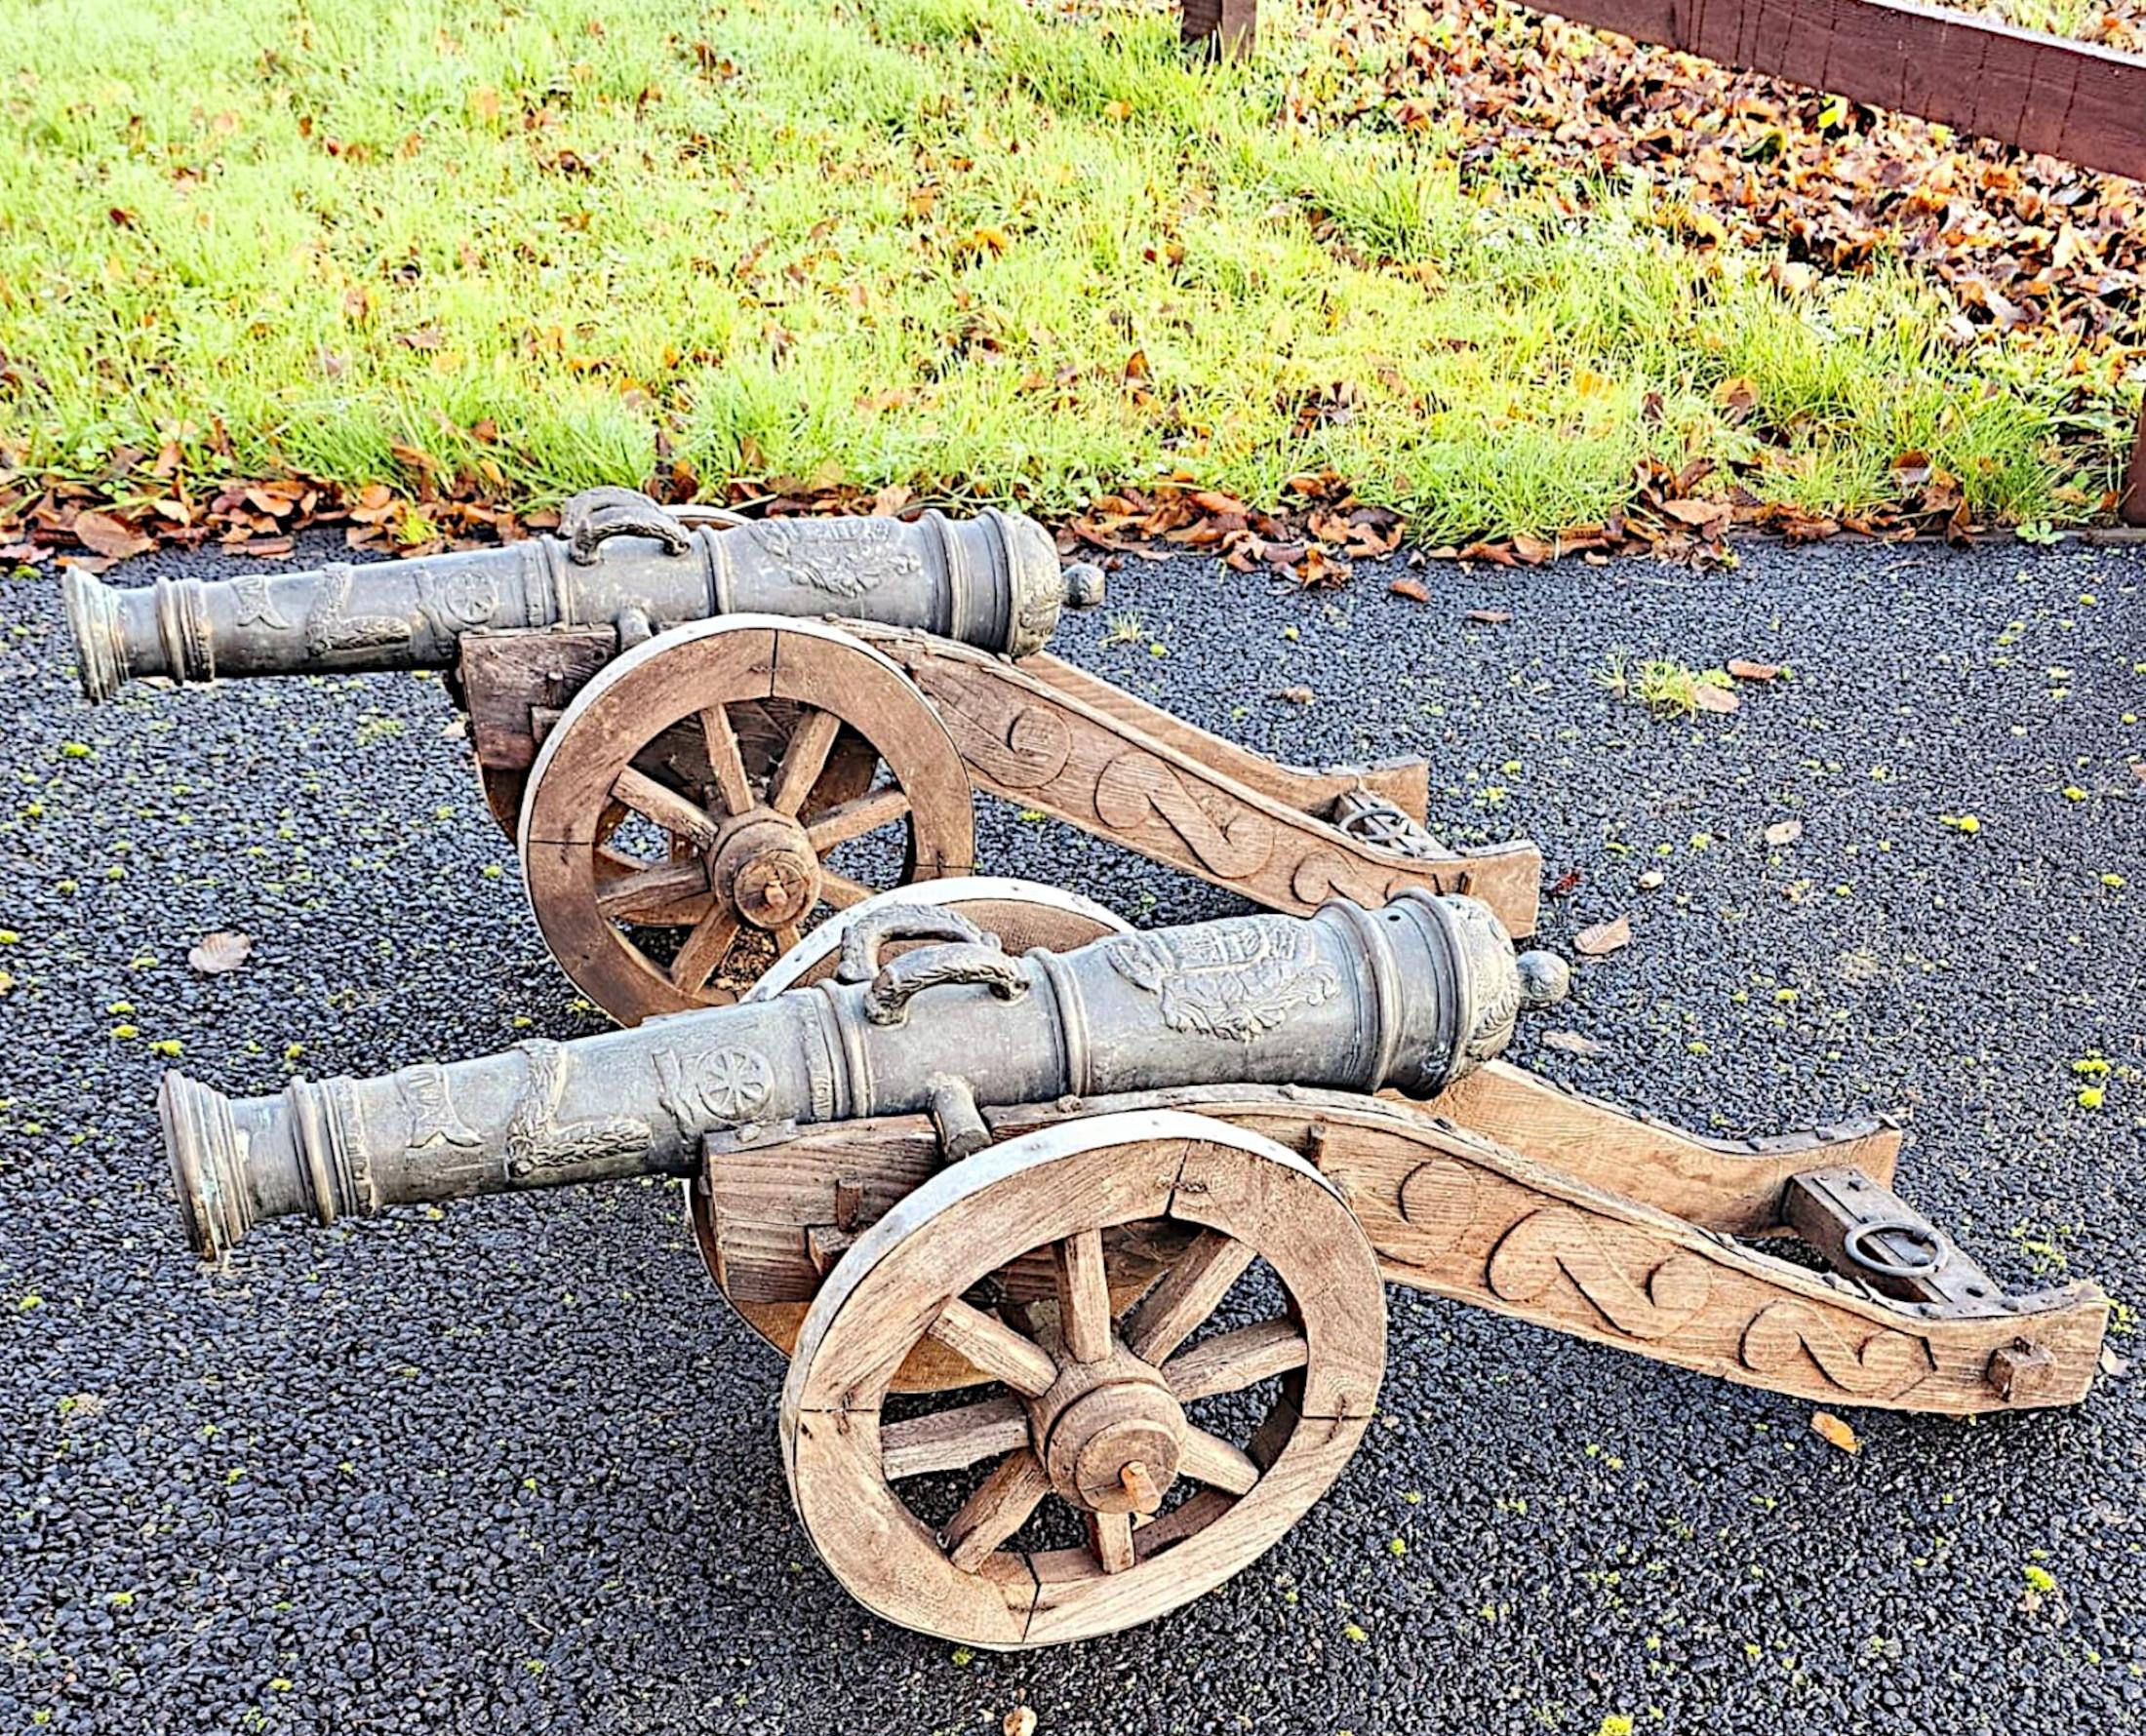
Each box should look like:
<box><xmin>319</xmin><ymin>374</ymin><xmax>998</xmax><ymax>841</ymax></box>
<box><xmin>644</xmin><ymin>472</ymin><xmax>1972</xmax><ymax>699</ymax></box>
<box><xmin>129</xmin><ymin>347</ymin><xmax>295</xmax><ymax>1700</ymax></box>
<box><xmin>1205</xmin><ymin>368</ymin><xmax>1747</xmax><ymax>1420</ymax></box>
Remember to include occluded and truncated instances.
<box><xmin>0</xmin><ymin>0</ymin><xmax>2137</xmax><ymax>543</ymax></box>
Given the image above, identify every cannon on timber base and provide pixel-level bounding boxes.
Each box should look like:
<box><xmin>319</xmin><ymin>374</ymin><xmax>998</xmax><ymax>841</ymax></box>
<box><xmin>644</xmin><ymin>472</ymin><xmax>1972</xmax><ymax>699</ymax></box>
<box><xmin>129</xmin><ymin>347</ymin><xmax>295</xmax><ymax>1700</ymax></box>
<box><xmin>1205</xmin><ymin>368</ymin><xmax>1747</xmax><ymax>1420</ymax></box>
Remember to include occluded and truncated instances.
<box><xmin>156</xmin><ymin>880</ymin><xmax>2107</xmax><ymax>1649</ymax></box>
<box><xmin>62</xmin><ymin>488</ymin><xmax>1545</xmax><ymax>1026</ymax></box>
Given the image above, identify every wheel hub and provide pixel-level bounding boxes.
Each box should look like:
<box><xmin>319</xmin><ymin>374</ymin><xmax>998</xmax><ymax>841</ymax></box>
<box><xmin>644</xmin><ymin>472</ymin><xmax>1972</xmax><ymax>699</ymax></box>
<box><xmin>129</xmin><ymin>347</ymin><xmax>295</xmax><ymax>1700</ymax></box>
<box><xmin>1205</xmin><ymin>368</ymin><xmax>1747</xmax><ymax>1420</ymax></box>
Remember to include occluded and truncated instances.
<box><xmin>713</xmin><ymin>811</ymin><xmax>822</xmax><ymax>929</ymax></box>
<box><xmin>1034</xmin><ymin>1361</ymin><xmax>1186</xmax><ymax>1515</ymax></box>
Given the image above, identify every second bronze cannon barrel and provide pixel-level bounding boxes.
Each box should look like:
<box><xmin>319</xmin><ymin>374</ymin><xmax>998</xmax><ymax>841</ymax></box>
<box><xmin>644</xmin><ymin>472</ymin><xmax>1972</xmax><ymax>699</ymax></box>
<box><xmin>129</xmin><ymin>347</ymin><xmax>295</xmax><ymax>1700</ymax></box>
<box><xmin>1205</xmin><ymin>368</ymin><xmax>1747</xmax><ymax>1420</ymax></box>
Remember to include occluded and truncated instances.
<box><xmin>63</xmin><ymin>488</ymin><xmax>1101</xmax><ymax>701</ymax></box>
<box><xmin>161</xmin><ymin>889</ymin><xmax>1568</xmax><ymax>1260</ymax></box>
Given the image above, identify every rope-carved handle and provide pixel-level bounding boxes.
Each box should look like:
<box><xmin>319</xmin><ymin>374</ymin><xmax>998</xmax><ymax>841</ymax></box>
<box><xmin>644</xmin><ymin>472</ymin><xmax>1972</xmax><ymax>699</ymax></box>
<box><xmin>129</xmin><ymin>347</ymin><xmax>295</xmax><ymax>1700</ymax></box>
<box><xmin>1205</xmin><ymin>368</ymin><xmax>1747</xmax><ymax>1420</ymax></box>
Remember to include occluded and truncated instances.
<box><xmin>558</xmin><ymin>487</ymin><xmax>695</xmax><ymax>566</ymax></box>
<box><xmin>834</xmin><ymin>905</ymin><xmax>996</xmax><ymax>983</ymax></box>
<box><xmin>862</xmin><ymin>944</ymin><xmax>1029</xmax><ymax>1027</ymax></box>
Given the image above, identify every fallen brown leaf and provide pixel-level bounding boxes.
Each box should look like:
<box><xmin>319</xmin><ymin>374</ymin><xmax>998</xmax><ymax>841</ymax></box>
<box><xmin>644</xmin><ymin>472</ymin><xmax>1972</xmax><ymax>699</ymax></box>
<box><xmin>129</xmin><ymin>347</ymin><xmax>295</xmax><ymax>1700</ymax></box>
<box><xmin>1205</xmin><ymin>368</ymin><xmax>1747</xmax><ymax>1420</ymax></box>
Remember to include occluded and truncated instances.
<box><xmin>1388</xmin><ymin>576</ymin><xmax>1430</xmax><ymax>603</ymax></box>
<box><xmin>1765</xmin><ymin>819</ymin><xmax>1804</xmax><ymax>847</ymax></box>
<box><xmin>1660</xmin><ymin>498</ymin><xmax>1730</xmax><ymax>531</ymax></box>
<box><xmin>1272</xmin><ymin>686</ymin><xmax>1316</xmax><ymax>705</ymax></box>
<box><xmin>1811</xmin><ymin>1411</ymin><xmax>1861</xmax><ymax>1454</ymax></box>
<box><xmin>188</xmin><ymin>931</ymin><xmax>255</xmax><ymax>975</ymax></box>
<box><xmin>1548</xmin><ymin>867</ymin><xmax>1583</xmax><ymax>896</ymax></box>
<box><xmin>1539</xmin><ymin>1029</ymin><xmax>1608</xmax><ymax>1056</ymax></box>
<box><xmin>1004</xmin><ymin>1710</ymin><xmax>1038</xmax><ymax>1736</ymax></box>
<box><xmin>1692</xmin><ymin>684</ymin><xmax>1740</xmax><ymax>714</ymax></box>
<box><xmin>1727</xmin><ymin>657</ymin><xmax>1781</xmax><ymax>682</ymax></box>
<box><xmin>1572</xmin><ymin>914</ymin><xmax>1632</xmax><ymax>958</ymax></box>
<box><xmin>1465</xmin><ymin>608</ymin><xmax>1513</xmax><ymax>624</ymax></box>
<box><xmin>72</xmin><ymin>510</ymin><xmax>153</xmax><ymax>561</ymax></box>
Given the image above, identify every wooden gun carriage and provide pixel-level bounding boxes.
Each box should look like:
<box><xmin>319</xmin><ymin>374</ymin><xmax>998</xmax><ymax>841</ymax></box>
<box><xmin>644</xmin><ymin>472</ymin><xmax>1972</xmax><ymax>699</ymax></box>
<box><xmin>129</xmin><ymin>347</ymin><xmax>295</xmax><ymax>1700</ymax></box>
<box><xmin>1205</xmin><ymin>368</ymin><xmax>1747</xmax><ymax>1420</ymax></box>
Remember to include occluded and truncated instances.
<box><xmin>62</xmin><ymin>487</ymin><xmax>1542</xmax><ymax>1027</ymax></box>
<box><xmin>159</xmin><ymin>880</ymin><xmax>2107</xmax><ymax>1649</ymax></box>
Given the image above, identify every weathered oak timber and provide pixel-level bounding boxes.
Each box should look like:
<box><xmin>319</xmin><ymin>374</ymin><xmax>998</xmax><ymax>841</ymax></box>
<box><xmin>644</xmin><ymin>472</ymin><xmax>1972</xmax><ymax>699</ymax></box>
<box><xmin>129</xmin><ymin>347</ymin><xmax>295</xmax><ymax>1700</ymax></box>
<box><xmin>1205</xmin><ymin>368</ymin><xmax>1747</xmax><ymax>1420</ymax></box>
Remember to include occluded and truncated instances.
<box><xmin>719</xmin><ymin>1089</ymin><xmax>2104</xmax><ymax>1418</ymax></box>
<box><xmin>517</xmin><ymin>619</ymin><xmax>978</xmax><ymax>1021</ymax></box>
<box><xmin>479</xmin><ymin>616</ymin><xmax>1541</xmax><ymax>1023</ymax></box>
<box><xmin>849</xmin><ymin>622</ymin><xmax>1543</xmax><ymax>938</ymax></box>
<box><xmin>1423</xmin><ymin>1060</ymin><xmax>1902</xmax><ymax>1236</ymax></box>
<box><xmin>1013</xmin><ymin>651</ymin><xmax>1434</xmax><ymax>825</ymax></box>
<box><xmin>1181</xmin><ymin>0</ymin><xmax>1258</xmax><ymax>58</ymax></box>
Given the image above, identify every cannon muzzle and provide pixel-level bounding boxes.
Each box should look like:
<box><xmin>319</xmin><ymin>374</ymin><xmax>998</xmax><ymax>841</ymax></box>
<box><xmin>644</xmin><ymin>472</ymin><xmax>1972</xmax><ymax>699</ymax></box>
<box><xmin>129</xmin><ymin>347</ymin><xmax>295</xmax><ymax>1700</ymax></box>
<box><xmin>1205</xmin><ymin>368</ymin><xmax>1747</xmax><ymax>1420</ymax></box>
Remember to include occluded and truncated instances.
<box><xmin>161</xmin><ymin>889</ymin><xmax>1567</xmax><ymax>1261</ymax></box>
<box><xmin>65</xmin><ymin>492</ymin><xmax>1101</xmax><ymax>702</ymax></box>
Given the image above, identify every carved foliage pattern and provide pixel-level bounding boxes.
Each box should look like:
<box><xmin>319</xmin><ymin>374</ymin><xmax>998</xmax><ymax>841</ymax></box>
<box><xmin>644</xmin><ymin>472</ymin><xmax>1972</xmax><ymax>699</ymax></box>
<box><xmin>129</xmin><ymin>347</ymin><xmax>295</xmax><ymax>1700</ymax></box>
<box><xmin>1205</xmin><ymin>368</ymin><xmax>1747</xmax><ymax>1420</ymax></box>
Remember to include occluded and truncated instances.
<box><xmin>304</xmin><ymin>565</ymin><xmax>412</xmax><ymax>658</ymax></box>
<box><xmin>508</xmin><ymin>1040</ymin><xmax>654</xmax><ymax>1175</ymax></box>
<box><xmin>748</xmin><ymin>517</ymin><xmax>921</xmax><ymax>598</ymax></box>
<box><xmin>920</xmin><ymin>659</ymin><xmax>1455</xmax><ymax>903</ymax></box>
<box><xmin>1106</xmin><ymin>918</ymin><xmax>1340</xmax><ymax>1041</ymax></box>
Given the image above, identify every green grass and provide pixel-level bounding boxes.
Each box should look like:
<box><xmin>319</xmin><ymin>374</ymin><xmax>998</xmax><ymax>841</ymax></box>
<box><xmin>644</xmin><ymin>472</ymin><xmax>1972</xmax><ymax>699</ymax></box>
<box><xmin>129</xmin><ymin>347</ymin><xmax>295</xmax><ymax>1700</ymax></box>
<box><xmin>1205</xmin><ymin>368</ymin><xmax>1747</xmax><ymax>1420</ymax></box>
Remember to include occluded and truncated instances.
<box><xmin>0</xmin><ymin>0</ymin><xmax>2131</xmax><ymax>537</ymax></box>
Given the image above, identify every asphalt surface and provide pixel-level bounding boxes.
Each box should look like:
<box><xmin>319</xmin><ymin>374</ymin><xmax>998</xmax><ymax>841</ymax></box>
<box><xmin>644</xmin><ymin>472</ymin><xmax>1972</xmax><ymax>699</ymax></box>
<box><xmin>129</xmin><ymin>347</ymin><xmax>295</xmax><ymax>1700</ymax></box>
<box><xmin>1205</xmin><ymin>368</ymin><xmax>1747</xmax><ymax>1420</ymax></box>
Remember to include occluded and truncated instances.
<box><xmin>3</xmin><ymin>532</ymin><xmax>2142</xmax><ymax>1735</ymax></box>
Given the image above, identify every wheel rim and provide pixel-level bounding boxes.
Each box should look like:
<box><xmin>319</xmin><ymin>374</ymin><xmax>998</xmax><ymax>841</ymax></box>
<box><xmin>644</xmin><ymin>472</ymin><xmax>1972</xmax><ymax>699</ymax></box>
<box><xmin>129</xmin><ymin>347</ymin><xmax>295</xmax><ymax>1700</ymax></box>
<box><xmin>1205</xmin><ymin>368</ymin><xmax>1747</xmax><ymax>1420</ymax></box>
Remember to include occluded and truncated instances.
<box><xmin>519</xmin><ymin>618</ymin><xmax>975</xmax><ymax>1025</ymax></box>
<box><xmin>779</xmin><ymin>1111</ymin><xmax>1386</xmax><ymax>1647</ymax></box>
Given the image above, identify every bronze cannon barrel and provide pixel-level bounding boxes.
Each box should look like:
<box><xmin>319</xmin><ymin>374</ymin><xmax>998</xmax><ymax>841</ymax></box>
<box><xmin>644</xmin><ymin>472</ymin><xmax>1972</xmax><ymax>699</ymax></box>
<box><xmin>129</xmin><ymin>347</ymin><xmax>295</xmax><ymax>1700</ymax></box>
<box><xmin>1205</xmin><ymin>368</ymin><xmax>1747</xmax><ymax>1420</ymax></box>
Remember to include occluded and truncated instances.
<box><xmin>63</xmin><ymin>492</ymin><xmax>1100</xmax><ymax>702</ymax></box>
<box><xmin>161</xmin><ymin>891</ymin><xmax>1567</xmax><ymax>1260</ymax></box>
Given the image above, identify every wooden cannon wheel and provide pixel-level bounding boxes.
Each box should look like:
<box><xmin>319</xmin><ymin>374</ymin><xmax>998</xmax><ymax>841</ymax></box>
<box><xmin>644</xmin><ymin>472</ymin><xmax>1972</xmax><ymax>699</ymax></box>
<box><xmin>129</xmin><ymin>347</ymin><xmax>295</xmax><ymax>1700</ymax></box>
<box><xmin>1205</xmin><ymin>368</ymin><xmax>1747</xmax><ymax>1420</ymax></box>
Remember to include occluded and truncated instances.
<box><xmin>518</xmin><ymin>618</ymin><xmax>975</xmax><ymax>1025</ymax></box>
<box><xmin>778</xmin><ymin>1111</ymin><xmax>1386</xmax><ymax>1647</ymax></box>
<box><xmin>703</xmin><ymin>878</ymin><xmax>1137</xmax><ymax>1388</ymax></box>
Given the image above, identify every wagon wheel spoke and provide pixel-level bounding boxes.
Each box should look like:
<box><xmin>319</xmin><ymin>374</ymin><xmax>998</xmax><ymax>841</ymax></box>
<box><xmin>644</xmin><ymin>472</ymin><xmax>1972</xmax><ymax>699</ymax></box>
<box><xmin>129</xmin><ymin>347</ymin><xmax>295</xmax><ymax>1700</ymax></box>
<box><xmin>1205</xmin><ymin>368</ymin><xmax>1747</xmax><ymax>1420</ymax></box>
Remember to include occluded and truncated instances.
<box><xmin>1178</xmin><ymin>1427</ymin><xmax>1259</xmax><ymax>1496</ymax></box>
<box><xmin>1088</xmin><ymin>1510</ymin><xmax>1136</xmax><ymax>1574</ymax></box>
<box><xmin>880</xmin><ymin>1396</ymin><xmax>1030</xmax><ymax>1480</ymax></box>
<box><xmin>942</xmin><ymin>1449</ymin><xmax>1052</xmax><ymax>1573</ymax></box>
<box><xmin>1120</xmin><ymin>1229</ymin><xmax>1258</xmax><ymax>1364</ymax></box>
<box><xmin>1053</xmin><ymin>1228</ymin><xmax>1114</xmax><ymax>1365</ymax></box>
<box><xmin>612</xmin><ymin>766</ymin><xmax>720</xmax><ymax>852</ymax></box>
<box><xmin>818</xmin><ymin>870</ymin><xmax>875</xmax><ymax>912</ymax></box>
<box><xmin>669</xmin><ymin>906</ymin><xmax>743</xmax><ymax>994</ymax></box>
<box><xmin>1161</xmin><ymin>1320</ymin><xmax>1309</xmax><ymax>1402</ymax></box>
<box><xmin>774</xmin><ymin>922</ymin><xmax>804</xmax><ymax>956</ymax></box>
<box><xmin>698</xmin><ymin>703</ymin><xmax>756</xmax><ymax>816</ymax></box>
<box><xmin>768</xmin><ymin>707</ymin><xmax>845</xmax><ymax>816</ymax></box>
<box><xmin>805</xmin><ymin>784</ymin><xmax>912</xmax><ymax>853</ymax></box>
<box><xmin>926</xmin><ymin>1298</ymin><xmax>1056</xmax><ymax>1397</ymax></box>
<box><xmin>596</xmin><ymin>856</ymin><xmax>711</xmax><ymax>923</ymax></box>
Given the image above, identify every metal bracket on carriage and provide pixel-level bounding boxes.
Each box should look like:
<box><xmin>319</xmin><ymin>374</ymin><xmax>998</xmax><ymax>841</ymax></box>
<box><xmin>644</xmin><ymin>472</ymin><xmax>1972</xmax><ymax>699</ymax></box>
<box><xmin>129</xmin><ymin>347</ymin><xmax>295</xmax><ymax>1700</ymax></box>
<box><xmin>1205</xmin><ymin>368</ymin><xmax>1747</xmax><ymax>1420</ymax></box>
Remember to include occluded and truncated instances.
<box><xmin>697</xmin><ymin>1084</ymin><xmax>2105</xmax><ymax>1414</ymax></box>
<box><xmin>1331</xmin><ymin>788</ymin><xmax>1451</xmax><ymax>861</ymax></box>
<box><xmin>835</xmin><ymin>621</ymin><xmax>1545</xmax><ymax>938</ymax></box>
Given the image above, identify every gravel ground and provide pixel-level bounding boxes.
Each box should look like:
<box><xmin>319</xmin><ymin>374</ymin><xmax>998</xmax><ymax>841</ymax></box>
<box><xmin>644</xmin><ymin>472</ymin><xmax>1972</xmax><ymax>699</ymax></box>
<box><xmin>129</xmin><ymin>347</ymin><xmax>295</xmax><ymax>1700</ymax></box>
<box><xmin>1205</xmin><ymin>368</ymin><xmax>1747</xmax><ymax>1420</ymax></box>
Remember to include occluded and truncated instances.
<box><xmin>2</xmin><ymin>533</ymin><xmax>2142</xmax><ymax>1735</ymax></box>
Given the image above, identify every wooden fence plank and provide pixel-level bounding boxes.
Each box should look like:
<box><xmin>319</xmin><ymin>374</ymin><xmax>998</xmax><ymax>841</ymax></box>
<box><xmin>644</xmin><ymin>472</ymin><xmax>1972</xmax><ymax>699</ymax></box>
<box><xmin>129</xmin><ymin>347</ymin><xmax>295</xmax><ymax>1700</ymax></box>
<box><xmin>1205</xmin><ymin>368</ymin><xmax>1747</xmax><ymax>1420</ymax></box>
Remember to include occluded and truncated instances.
<box><xmin>2122</xmin><ymin>400</ymin><xmax>2146</xmax><ymax>528</ymax></box>
<box><xmin>1181</xmin><ymin>0</ymin><xmax>1257</xmax><ymax>56</ymax></box>
<box><xmin>1525</xmin><ymin>0</ymin><xmax>2146</xmax><ymax>181</ymax></box>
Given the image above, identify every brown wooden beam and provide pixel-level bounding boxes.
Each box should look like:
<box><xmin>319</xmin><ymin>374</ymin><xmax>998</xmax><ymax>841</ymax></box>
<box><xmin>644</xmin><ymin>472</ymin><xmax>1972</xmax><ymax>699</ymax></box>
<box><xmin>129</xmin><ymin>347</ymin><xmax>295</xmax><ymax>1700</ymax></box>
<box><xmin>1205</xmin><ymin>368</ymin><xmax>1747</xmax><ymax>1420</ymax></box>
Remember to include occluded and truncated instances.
<box><xmin>1181</xmin><ymin>0</ymin><xmax>1257</xmax><ymax>58</ymax></box>
<box><xmin>2122</xmin><ymin>398</ymin><xmax>2146</xmax><ymax>528</ymax></box>
<box><xmin>1526</xmin><ymin>0</ymin><xmax>2146</xmax><ymax>181</ymax></box>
